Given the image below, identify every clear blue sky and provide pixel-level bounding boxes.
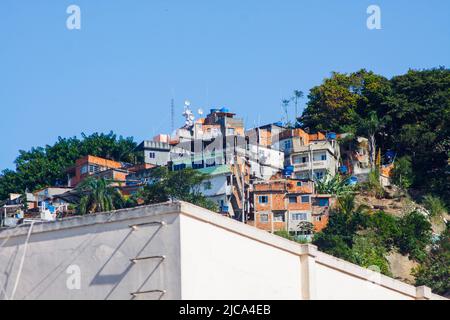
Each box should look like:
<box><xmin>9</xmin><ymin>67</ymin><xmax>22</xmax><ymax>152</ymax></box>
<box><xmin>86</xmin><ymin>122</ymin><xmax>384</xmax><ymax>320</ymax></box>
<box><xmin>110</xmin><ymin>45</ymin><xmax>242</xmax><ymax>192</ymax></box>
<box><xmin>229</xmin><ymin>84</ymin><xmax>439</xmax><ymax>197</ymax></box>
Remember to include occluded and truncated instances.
<box><xmin>1</xmin><ymin>0</ymin><xmax>449</xmax><ymax>170</ymax></box>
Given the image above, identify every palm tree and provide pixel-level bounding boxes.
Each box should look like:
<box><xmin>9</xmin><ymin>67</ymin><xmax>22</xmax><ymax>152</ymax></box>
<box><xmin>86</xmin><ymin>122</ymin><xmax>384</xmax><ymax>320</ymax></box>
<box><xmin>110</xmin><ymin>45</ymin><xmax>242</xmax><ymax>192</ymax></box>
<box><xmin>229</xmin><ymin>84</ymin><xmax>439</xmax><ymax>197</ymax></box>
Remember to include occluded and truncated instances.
<box><xmin>291</xmin><ymin>90</ymin><xmax>304</xmax><ymax>122</ymax></box>
<box><xmin>75</xmin><ymin>177</ymin><xmax>123</xmax><ymax>214</ymax></box>
<box><xmin>281</xmin><ymin>99</ymin><xmax>291</xmax><ymax>127</ymax></box>
<box><xmin>359</xmin><ymin>111</ymin><xmax>381</xmax><ymax>168</ymax></box>
<box><xmin>337</xmin><ymin>194</ymin><xmax>371</xmax><ymax>220</ymax></box>
<box><xmin>314</xmin><ymin>172</ymin><xmax>353</xmax><ymax>196</ymax></box>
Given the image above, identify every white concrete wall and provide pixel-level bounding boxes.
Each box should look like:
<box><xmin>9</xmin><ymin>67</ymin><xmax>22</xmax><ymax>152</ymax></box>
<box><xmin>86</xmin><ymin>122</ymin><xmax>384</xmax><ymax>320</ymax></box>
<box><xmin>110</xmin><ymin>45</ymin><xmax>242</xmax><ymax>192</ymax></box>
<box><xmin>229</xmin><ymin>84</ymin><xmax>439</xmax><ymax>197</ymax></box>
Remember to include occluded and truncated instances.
<box><xmin>179</xmin><ymin>213</ymin><xmax>303</xmax><ymax>300</ymax></box>
<box><xmin>201</xmin><ymin>175</ymin><xmax>228</xmax><ymax>197</ymax></box>
<box><xmin>0</xmin><ymin>204</ymin><xmax>183</xmax><ymax>300</ymax></box>
<box><xmin>0</xmin><ymin>202</ymin><xmax>445</xmax><ymax>300</ymax></box>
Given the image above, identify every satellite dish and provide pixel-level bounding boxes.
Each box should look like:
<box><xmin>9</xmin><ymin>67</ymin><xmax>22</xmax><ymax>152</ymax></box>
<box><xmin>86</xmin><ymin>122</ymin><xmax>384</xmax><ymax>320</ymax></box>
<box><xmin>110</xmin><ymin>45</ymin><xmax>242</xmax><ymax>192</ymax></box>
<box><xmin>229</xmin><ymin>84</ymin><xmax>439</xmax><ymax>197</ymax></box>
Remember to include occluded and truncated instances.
<box><xmin>184</xmin><ymin>100</ymin><xmax>191</xmax><ymax>107</ymax></box>
<box><xmin>198</xmin><ymin>108</ymin><xmax>204</xmax><ymax>115</ymax></box>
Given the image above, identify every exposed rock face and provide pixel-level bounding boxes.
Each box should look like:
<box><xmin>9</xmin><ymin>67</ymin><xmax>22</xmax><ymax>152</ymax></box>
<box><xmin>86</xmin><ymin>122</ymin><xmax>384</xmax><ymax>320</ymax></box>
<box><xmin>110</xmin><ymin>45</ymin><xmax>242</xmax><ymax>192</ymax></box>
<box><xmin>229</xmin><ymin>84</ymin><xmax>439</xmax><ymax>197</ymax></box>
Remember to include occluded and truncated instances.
<box><xmin>387</xmin><ymin>251</ymin><xmax>419</xmax><ymax>284</ymax></box>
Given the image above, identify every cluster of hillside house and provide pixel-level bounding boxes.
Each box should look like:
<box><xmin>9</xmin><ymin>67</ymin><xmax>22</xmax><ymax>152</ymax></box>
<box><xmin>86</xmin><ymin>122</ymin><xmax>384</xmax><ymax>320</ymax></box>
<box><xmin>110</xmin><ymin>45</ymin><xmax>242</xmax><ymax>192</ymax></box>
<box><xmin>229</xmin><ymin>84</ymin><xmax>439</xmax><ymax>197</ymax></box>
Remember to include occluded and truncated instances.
<box><xmin>2</xmin><ymin>105</ymin><xmax>394</xmax><ymax>238</ymax></box>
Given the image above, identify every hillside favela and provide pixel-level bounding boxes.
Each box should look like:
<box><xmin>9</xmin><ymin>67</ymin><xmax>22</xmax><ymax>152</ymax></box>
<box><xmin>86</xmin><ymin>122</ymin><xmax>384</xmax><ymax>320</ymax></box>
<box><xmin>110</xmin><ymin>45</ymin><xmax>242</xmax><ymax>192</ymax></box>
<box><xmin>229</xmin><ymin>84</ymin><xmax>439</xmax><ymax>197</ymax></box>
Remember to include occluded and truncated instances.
<box><xmin>0</xmin><ymin>2</ymin><xmax>449</xmax><ymax>304</ymax></box>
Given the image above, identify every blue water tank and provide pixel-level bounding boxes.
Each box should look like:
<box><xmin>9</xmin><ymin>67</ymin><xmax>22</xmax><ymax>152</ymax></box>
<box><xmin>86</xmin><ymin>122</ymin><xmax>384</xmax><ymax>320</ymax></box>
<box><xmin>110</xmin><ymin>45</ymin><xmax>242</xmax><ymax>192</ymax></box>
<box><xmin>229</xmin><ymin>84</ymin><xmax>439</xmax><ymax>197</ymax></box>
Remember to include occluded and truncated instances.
<box><xmin>386</xmin><ymin>150</ymin><xmax>396</xmax><ymax>160</ymax></box>
<box><xmin>220</xmin><ymin>107</ymin><xmax>229</xmax><ymax>113</ymax></box>
<box><xmin>339</xmin><ymin>165</ymin><xmax>348</xmax><ymax>174</ymax></box>
<box><xmin>210</xmin><ymin>108</ymin><xmax>219</xmax><ymax>114</ymax></box>
<box><xmin>348</xmin><ymin>176</ymin><xmax>358</xmax><ymax>185</ymax></box>
<box><xmin>326</xmin><ymin>132</ymin><xmax>337</xmax><ymax>140</ymax></box>
<box><xmin>274</xmin><ymin>121</ymin><xmax>284</xmax><ymax>127</ymax></box>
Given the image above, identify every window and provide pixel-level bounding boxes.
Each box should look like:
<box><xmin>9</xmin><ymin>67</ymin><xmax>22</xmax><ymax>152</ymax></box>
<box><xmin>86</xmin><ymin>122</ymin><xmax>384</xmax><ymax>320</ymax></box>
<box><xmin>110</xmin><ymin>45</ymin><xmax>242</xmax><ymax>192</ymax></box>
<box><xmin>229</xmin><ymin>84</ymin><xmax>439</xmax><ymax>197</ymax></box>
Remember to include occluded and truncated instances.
<box><xmin>315</xmin><ymin>171</ymin><xmax>325</xmax><ymax>180</ymax></box>
<box><xmin>258</xmin><ymin>196</ymin><xmax>269</xmax><ymax>204</ymax></box>
<box><xmin>149</xmin><ymin>152</ymin><xmax>156</xmax><ymax>159</ymax></box>
<box><xmin>301</xmin><ymin>156</ymin><xmax>308</xmax><ymax>163</ymax></box>
<box><xmin>296</xmin><ymin>181</ymin><xmax>302</xmax><ymax>187</ymax></box>
<box><xmin>288</xmin><ymin>196</ymin><xmax>297</xmax><ymax>203</ymax></box>
<box><xmin>284</xmin><ymin>139</ymin><xmax>292</xmax><ymax>150</ymax></box>
<box><xmin>321</xmin><ymin>154</ymin><xmax>327</xmax><ymax>161</ymax></box>
<box><xmin>203</xmin><ymin>181</ymin><xmax>211</xmax><ymax>189</ymax></box>
<box><xmin>301</xmin><ymin>195</ymin><xmax>310</xmax><ymax>203</ymax></box>
<box><xmin>192</xmin><ymin>161</ymin><xmax>204</xmax><ymax>169</ymax></box>
<box><xmin>317</xmin><ymin>198</ymin><xmax>329</xmax><ymax>207</ymax></box>
<box><xmin>292</xmin><ymin>213</ymin><xmax>308</xmax><ymax>221</ymax></box>
<box><xmin>89</xmin><ymin>165</ymin><xmax>99</xmax><ymax>173</ymax></box>
<box><xmin>173</xmin><ymin>164</ymin><xmax>186</xmax><ymax>171</ymax></box>
<box><xmin>259</xmin><ymin>213</ymin><xmax>269</xmax><ymax>223</ymax></box>
<box><xmin>273</xmin><ymin>213</ymin><xmax>285</xmax><ymax>222</ymax></box>
<box><xmin>296</xmin><ymin>172</ymin><xmax>309</xmax><ymax>180</ymax></box>
<box><xmin>80</xmin><ymin>165</ymin><xmax>88</xmax><ymax>175</ymax></box>
<box><xmin>226</xmin><ymin>128</ymin><xmax>235</xmax><ymax>135</ymax></box>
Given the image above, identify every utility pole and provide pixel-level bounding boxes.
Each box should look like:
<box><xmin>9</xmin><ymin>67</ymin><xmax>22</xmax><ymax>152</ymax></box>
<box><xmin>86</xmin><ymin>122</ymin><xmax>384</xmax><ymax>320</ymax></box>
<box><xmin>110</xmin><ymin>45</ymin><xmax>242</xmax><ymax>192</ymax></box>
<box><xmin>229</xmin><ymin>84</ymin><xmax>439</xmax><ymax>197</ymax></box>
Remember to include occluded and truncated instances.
<box><xmin>241</xmin><ymin>165</ymin><xmax>245</xmax><ymax>223</ymax></box>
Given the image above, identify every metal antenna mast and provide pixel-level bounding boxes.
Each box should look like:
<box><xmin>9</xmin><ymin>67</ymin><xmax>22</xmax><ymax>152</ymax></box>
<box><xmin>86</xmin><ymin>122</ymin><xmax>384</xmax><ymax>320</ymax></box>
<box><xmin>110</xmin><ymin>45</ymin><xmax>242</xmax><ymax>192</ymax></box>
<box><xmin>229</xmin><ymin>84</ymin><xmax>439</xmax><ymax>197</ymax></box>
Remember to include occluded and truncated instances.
<box><xmin>171</xmin><ymin>98</ymin><xmax>175</xmax><ymax>133</ymax></box>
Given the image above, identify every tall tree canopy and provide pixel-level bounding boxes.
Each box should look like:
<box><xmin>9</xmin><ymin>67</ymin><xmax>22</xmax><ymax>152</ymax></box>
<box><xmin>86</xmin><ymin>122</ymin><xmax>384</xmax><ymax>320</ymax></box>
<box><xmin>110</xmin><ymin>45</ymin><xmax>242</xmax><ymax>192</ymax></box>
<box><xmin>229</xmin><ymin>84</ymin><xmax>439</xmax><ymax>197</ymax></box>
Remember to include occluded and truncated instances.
<box><xmin>0</xmin><ymin>131</ymin><xmax>138</xmax><ymax>200</ymax></box>
<box><xmin>299</xmin><ymin>69</ymin><xmax>391</xmax><ymax>133</ymax></box>
<box><xmin>300</xmin><ymin>67</ymin><xmax>450</xmax><ymax>205</ymax></box>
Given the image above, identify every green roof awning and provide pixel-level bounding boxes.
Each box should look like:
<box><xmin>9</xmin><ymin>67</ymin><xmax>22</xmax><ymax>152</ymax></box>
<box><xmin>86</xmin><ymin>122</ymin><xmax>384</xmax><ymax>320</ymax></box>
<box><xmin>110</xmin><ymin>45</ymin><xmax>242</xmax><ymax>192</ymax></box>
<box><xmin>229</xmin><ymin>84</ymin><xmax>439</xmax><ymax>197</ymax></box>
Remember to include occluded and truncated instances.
<box><xmin>198</xmin><ymin>165</ymin><xmax>231</xmax><ymax>176</ymax></box>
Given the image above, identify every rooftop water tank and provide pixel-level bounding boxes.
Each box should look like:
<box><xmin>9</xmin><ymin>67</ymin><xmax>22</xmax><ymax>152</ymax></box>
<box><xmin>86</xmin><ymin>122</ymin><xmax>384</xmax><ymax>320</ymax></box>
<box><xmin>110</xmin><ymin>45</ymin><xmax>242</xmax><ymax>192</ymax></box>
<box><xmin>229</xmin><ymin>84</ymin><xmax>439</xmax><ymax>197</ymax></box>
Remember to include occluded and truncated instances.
<box><xmin>348</xmin><ymin>176</ymin><xmax>358</xmax><ymax>185</ymax></box>
<box><xmin>326</xmin><ymin>132</ymin><xmax>337</xmax><ymax>140</ymax></box>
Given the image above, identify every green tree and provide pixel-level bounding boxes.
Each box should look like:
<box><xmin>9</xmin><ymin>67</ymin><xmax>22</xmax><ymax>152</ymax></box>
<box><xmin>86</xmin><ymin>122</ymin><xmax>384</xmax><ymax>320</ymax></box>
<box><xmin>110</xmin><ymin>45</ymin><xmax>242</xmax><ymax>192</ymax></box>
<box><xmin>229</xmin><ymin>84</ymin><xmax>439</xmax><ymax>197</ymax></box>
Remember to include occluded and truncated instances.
<box><xmin>0</xmin><ymin>131</ymin><xmax>138</xmax><ymax>201</ymax></box>
<box><xmin>291</xmin><ymin>90</ymin><xmax>304</xmax><ymax>121</ymax></box>
<box><xmin>351</xmin><ymin>233</ymin><xmax>391</xmax><ymax>276</ymax></box>
<box><xmin>281</xmin><ymin>99</ymin><xmax>292</xmax><ymax>127</ymax></box>
<box><xmin>395</xmin><ymin>211</ymin><xmax>433</xmax><ymax>261</ymax></box>
<box><xmin>385</xmin><ymin>68</ymin><xmax>450</xmax><ymax>204</ymax></box>
<box><xmin>413</xmin><ymin>225</ymin><xmax>450</xmax><ymax>297</ymax></box>
<box><xmin>75</xmin><ymin>177</ymin><xmax>125</xmax><ymax>215</ymax></box>
<box><xmin>391</xmin><ymin>156</ymin><xmax>414</xmax><ymax>190</ymax></box>
<box><xmin>314</xmin><ymin>172</ymin><xmax>354</xmax><ymax>196</ymax></box>
<box><xmin>140</xmin><ymin>167</ymin><xmax>218</xmax><ymax>212</ymax></box>
<box><xmin>422</xmin><ymin>194</ymin><xmax>447</xmax><ymax>219</ymax></box>
<box><xmin>299</xmin><ymin>69</ymin><xmax>390</xmax><ymax>133</ymax></box>
<box><xmin>358</xmin><ymin>111</ymin><xmax>381</xmax><ymax>168</ymax></box>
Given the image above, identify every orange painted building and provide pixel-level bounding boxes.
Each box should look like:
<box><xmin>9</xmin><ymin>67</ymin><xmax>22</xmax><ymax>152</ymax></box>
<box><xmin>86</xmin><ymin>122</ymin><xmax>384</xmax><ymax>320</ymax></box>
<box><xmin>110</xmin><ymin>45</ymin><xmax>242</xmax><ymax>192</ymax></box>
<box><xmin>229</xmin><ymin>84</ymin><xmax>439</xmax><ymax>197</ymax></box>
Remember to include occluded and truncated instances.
<box><xmin>251</xmin><ymin>178</ymin><xmax>315</xmax><ymax>233</ymax></box>
<box><xmin>66</xmin><ymin>155</ymin><xmax>124</xmax><ymax>187</ymax></box>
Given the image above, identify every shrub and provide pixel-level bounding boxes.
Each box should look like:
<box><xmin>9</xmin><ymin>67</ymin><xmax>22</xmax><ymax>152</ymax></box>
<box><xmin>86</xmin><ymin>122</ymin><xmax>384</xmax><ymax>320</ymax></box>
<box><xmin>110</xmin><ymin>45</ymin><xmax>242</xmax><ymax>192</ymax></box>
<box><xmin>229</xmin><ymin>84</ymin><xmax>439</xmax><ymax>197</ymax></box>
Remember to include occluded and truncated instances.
<box><xmin>395</xmin><ymin>211</ymin><xmax>432</xmax><ymax>261</ymax></box>
<box><xmin>413</xmin><ymin>225</ymin><xmax>450</xmax><ymax>297</ymax></box>
<box><xmin>359</xmin><ymin>168</ymin><xmax>385</xmax><ymax>198</ymax></box>
<box><xmin>422</xmin><ymin>194</ymin><xmax>447</xmax><ymax>218</ymax></box>
<box><xmin>391</xmin><ymin>156</ymin><xmax>414</xmax><ymax>190</ymax></box>
<box><xmin>351</xmin><ymin>233</ymin><xmax>391</xmax><ymax>276</ymax></box>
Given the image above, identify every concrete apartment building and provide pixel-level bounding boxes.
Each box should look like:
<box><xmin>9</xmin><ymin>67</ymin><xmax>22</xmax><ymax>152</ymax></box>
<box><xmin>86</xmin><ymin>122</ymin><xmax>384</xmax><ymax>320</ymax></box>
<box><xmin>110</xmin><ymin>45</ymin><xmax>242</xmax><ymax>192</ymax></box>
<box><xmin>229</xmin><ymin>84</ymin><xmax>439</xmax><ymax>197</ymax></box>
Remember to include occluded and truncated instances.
<box><xmin>251</xmin><ymin>178</ymin><xmax>313</xmax><ymax>233</ymax></box>
<box><xmin>246</xmin><ymin>124</ymin><xmax>285</xmax><ymax>180</ymax></box>
<box><xmin>275</xmin><ymin>129</ymin><xmax>341</xmax><ymax>181</ymax></box>
<box><xmin>66</xmin><ymin>155</ymin><xmax>125</xmax><ymax>187</ymax></box>
<box><xmin>0</xmin><ymin>202</ymin><xmax>444</xmax><ymax>300</ymax></box>
<box><xmin>136</xmin><ymin>140</ymin><xmax>171</xmax><ymax>167</ymax></box>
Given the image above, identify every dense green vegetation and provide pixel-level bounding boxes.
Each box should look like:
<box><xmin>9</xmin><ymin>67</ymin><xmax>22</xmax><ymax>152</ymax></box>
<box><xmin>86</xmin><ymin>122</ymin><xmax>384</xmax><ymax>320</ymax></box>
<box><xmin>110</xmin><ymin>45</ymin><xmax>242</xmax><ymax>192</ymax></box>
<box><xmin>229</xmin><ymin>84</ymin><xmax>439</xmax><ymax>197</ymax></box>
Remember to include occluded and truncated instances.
<box><xmin>413</xmin><ymin>226</ymin><xmax>450</xmax><ymax>297</ymax></box>
<box><xmin>300</xmin><ymin>67</ymin><xmax>450</xmax><ymax>206</ymax></box>
<box><xmin>139</xmin><ymin>167</ymin><xmax>218</xmax><ymax>212</ymax></box>
<box><xmin>0</xmin><ymin>132</ymin><xmax>138</xmax><ymax>199</ymax></box>
<box><xmin>74</xmin><ymin>177</ymin><xmax>134</xmax><ymax>215</ymax></box>
<box><xmin>313</xmin><ymin>195</ymin><xmax>433</xmax><ymax>275</ymax></box>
